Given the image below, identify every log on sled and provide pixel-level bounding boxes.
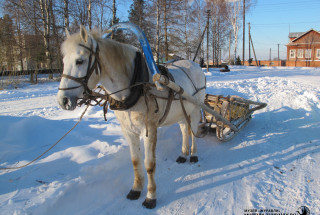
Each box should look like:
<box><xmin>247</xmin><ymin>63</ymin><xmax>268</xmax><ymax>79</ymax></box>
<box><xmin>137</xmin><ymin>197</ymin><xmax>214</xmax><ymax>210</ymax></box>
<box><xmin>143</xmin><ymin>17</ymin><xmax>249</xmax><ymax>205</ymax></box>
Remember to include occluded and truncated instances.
<box><xmin>200</xmin><ymin>94</ymin><xmax>267</xmax><ymax>141</ymax></box>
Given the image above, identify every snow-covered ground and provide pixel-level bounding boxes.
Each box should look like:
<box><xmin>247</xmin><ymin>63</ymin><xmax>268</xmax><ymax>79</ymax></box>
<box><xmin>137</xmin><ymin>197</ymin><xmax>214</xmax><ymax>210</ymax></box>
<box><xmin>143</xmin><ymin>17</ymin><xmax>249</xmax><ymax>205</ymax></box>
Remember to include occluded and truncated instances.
<box><xmin>0</xmin><ymin>66</ymin><xmax>319</xmax><ymax>215</ymax></box>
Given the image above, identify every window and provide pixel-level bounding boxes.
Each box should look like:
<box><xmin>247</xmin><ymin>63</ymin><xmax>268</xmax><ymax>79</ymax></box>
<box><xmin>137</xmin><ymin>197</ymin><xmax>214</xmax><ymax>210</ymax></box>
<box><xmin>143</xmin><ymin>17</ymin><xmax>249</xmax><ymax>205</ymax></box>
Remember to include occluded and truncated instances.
<box><xmin>290</xmin><ymin>49</ymin><xmax>296</xmax><ymax>58</ymax></box>
<box><xmin>317</xmin><ymin>49</ymin><xmax>320</xmax><ymax>58</ymax></box>
<box><xmin>297</xmin><ymin>49</ymin><xmax>303</xmax><ymax>58</ymax></box>
<box><xmin>305</xmin><ymin>49</ymin><xmax>312</xmax><ymax>59</ymax></box>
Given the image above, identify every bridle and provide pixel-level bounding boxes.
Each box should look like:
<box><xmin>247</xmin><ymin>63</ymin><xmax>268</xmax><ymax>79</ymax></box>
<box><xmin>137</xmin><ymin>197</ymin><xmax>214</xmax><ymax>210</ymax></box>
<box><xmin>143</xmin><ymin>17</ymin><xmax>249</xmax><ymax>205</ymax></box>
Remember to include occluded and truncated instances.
<box><xmin>58</xmin><ymin>41</ymin><xmax>101</xmax><ymax>96</ymax></box>
<box><xmin>57</xmin><ymin>38</ymin><xmax>150</xmax><ymax>113</ymax></box>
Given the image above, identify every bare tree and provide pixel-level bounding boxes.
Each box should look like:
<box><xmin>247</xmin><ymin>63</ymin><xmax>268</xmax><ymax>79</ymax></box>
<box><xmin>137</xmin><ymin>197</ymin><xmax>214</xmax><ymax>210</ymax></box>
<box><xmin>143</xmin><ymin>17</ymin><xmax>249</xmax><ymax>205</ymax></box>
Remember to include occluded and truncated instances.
<box><xmin>194</xmin><ymin>0</ymin><xmax>206</xmax><ymax>62</ymax></box>
<box><xmin>64</xmin><ymin>0</ymin><xmax>69</xmax><ymax>30</ymax></box>
<box><xmin>12</xmin><ymin>5</ymin><xmax>24</xmax><ymax>70</ymax></box>
<box><xmin>226</xmin><ymin>0</ymin><xmax>255</xmax><ymax>64</ymax></box>
<box><xmin>156</xmin><ymin>0</ymin><xmax>161</xmax><ymax>64</ymax></box>
<box><xmin>227</xmin><ymin>0</ymin><xmax>241</xmax><ymax>63</ymax></box>
<box><xmin>39</xmin><ymin>0</ymin><xmax>52</xmax><ymax>68</ymax></box>
<box><xmin>112</xmin><ymin>0</ymin><xmax>116</xmax><ymax>26</ymax></box>
<box><xmin>88</xmin><ymin>0</ymin><xmax>92</xmax><ymax>29</ymax></box>
<box><xmin>163</xmin><ymin>0</ymin><xmax>169</xmax><ymax>61</ymax></box>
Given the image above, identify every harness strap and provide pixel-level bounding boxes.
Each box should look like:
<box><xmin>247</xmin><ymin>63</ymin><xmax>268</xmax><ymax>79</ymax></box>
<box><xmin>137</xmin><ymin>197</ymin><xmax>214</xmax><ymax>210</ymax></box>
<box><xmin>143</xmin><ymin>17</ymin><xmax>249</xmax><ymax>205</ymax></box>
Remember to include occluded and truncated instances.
<box><xmin>178</xmin><ymin>93</ymin><xmax>209</xmax><ymax>138</ymax></box>
<box><xmin>170</xmin><ymin>63</ymin><xmax>206</xmax><ymax>96</ymax></box>
<box><xmin>108</xmin><ymin>52</ymin><xmax>149</xmax><ymax>110</ymax></box>
<box><xmin>158</xmin><ymin>70</ymin><xmax>175</xmax><ymax>125</ymax></box>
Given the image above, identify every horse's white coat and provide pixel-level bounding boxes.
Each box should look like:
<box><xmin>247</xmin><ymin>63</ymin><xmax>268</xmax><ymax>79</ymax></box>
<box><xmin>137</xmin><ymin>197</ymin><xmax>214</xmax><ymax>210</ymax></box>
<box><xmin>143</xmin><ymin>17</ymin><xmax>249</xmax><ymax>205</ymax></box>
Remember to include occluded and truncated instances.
<box><xmin>57</xmin><ymin>26</ymin><xmax>206</xmax><ymax>208</ymax></box>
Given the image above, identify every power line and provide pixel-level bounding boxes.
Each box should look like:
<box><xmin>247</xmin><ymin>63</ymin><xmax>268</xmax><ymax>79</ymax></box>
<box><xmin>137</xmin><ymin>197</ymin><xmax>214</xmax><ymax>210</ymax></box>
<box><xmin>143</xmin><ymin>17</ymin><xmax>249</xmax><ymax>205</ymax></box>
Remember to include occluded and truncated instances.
<box><xmin>251</xmin><ymin>20</ymin><xmax>320</xmax><ymax>26</ymax></box>
<box><xmin>253</xmin><ymin>41</ymin><xmax>287</xmax><ymax>46</ymax></box>
<box><xmin>251</xmin><ymin>3</ymin><xmax>320</xmax><ymax>13</ymax></box>
<box><xmin>250</xmin><ymin>8</ymin><xmax>320</xmax><ymax>15</ymax></box>
<box><xmin>255</xmin><ymin>0</ymin><xmax>320</xmax><ymax>7</ymax></box>
<box><xmin>250</xmin><ymin>25</ymin><xmax>287</xmax><ymax>44</ymax></box>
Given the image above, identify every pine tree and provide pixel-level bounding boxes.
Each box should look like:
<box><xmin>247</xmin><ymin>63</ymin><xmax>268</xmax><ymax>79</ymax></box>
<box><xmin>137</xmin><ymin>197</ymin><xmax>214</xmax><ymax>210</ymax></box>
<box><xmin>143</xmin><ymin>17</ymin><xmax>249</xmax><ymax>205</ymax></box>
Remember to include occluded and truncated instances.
<box><xmin>128</xmin><ymin>0</ymin><xmax>145</xmax><ymax>28</ymax></box>
<box><xmin>236</xmin><ymin>56</ymin><xmax>242</xmax><ymax>65</ymax></box>
<box><xmin>128</xmin><ymin>0</ymin><xmax>152</xmax><ymax>43</ymax></box>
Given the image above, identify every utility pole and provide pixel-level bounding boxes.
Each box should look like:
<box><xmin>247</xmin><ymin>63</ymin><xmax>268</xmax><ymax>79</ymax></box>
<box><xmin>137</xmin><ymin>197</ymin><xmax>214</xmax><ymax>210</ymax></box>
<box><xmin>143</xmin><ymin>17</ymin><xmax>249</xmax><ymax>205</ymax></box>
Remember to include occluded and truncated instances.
<box><xmin>278</xmin><ymin>43</ymin><xmax>281</xmax><ymax>66</ymax></box>
<box><xmin>193</xmin><ymin>21</ymin><xmax>209</xmax><ymax>62</ymax></box>
<box><xmin>250</xmin><ymin>35</ymin><xmax>258</xmax><ymax>66</ymax></box>
<box><xmin>248</xmin><ymin>22</ymin><xmax>251</xmax><ymax>65</ymax></box>
<box><xmin>206</xmin><ymin>10</ymin><xmax>210</xmax><ymax>72</ymax></box>
<box><xmin>269</xmin><ymin>48</ymin><xmax>271</xmax><ymax>62</ymax></box>
<box><xmin>242</xmin><ymin>0</ymin><xmax>245</xmax><ymax>65</ymax></box>
<box><xmin>228</xmin><ymin>31</ymin><xmax>231</xmax><ymax>64</ymax></box>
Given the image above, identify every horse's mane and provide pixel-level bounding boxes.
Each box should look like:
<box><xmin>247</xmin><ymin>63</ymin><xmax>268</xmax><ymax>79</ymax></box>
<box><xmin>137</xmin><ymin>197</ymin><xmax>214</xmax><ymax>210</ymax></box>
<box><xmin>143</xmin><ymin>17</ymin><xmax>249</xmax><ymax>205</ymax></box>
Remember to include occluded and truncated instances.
<box><xmin>61</xmin><ymin>28</ymin><xmax>138</xmax><ymax>81</ymax></box>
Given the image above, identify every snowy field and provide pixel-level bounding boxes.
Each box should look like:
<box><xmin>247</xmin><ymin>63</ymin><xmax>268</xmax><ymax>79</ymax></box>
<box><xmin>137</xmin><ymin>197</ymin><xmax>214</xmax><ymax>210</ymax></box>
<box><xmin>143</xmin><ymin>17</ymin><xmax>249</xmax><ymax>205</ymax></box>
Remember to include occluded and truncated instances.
<box><xmin>0</xmin><ymin>66</ymin><xmax>320</xmax><ymax>215</ymax></box>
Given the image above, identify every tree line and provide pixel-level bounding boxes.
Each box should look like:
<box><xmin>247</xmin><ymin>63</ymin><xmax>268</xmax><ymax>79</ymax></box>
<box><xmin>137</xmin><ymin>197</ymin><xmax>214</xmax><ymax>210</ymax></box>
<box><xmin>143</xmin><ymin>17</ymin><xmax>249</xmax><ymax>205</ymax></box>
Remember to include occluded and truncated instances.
<box><xmin>0</xmin><ymin>0</ymin><xmax>253</xmax><ymax>71</ymax></box>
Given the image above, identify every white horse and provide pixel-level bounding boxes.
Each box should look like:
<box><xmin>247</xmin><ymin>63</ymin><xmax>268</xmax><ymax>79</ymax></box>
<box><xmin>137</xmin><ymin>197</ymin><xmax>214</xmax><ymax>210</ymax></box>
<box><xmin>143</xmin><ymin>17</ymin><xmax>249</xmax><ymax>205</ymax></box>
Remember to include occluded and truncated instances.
<box><xmin>57</xmin><ymin>26</ymin><xmax>206</xmax><ymax>209</ymax></box>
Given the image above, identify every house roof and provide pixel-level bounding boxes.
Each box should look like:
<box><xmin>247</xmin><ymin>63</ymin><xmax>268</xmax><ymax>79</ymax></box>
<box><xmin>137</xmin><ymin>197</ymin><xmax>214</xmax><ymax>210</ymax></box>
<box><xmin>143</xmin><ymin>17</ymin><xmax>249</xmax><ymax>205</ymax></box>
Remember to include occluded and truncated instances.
<box><xmin>287</xmin><ymin>29</ymin><xmax>320</xmax><ymax>46</ymax></box>
<box><xmin>289</xmin><ymin>32</ymin><xmax>304</xmax><ymax>38</ymax></box>
<box><xmin>291</xmin><ymin>29</ymin><xmax>320</xmax><ymax>42</ymax></box>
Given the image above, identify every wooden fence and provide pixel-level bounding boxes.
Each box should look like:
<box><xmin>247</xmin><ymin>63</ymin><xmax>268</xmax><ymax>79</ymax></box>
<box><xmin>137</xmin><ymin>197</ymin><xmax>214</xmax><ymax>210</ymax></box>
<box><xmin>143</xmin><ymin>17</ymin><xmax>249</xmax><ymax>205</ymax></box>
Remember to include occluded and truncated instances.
<box><xmin>0</xmin><ymin>69</ymin><xmax>62</xmax><ymax>89</ymax></box>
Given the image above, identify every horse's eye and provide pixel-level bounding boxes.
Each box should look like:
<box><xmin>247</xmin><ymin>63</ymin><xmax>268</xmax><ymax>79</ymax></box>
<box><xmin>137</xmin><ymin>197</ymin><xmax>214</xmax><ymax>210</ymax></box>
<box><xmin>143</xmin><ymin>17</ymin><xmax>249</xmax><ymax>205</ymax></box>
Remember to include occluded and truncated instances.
<box><xmin>76</xmin><ymin>59</ymin><xmax>84</xmax><ymax>65</ymax></box>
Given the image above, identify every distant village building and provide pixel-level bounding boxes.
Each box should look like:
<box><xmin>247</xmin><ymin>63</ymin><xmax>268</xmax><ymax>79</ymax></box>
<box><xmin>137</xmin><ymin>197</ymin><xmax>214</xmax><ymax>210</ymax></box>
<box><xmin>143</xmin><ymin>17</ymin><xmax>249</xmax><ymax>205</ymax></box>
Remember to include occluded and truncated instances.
<box><xmin>286</xmin><ymin>29</ymin><xmax>320</xmax><ymax>67</ymax></box>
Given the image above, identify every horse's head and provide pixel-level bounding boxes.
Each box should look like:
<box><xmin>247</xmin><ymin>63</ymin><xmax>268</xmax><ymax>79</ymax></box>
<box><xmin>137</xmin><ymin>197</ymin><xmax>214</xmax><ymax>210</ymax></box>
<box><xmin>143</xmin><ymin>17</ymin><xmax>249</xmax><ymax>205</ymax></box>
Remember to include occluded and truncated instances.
<box><xmin>57</xmin><ymin>26</ymin><xmax>100</xmax><ymax>110</ymax></box>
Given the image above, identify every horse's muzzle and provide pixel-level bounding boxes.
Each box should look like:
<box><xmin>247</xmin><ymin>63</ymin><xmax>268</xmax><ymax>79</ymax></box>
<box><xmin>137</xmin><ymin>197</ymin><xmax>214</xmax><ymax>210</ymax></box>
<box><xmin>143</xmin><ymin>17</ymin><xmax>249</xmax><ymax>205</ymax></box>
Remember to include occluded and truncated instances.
<box><xmin>58</xmin><ymin>96</ymin><xmax>77</xmax><ymax>110</ymax></box>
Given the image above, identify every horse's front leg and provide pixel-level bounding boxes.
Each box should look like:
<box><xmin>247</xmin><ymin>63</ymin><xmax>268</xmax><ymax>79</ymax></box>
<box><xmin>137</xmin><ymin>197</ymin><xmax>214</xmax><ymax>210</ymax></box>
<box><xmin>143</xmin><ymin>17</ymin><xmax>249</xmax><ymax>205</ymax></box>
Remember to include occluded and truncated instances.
<box><xmin>142</xmin><ymin>126</ymin><xmax>157</xmax><ymax>209</ymax></box>
<box><xmin>123</xmin><ymin>130</ymin><xmax>145</xmax><ymax>200</ymax></box>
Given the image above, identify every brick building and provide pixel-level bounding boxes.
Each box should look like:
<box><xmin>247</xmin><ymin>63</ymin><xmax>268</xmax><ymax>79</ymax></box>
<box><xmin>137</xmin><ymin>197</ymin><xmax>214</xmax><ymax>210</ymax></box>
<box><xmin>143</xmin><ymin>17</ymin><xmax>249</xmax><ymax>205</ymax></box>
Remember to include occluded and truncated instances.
<box><xmin>286</xmin><ymin>29</ymin><xmax>320</xmax><ymax>67</ymax></box>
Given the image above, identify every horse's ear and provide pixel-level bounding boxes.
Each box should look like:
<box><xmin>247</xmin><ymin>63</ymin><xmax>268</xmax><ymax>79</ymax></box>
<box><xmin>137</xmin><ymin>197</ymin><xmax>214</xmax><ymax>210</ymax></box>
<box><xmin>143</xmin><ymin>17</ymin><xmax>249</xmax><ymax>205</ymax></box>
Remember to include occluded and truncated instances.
<box><xmin>80</xmin><ymin>25</ymin><xmax>88</xmax><ymax>43</ymax></box>
<box><xmin>65</xmin><ymin>28</ymin><xmax>70</xmax><ymax>38</ymax></box>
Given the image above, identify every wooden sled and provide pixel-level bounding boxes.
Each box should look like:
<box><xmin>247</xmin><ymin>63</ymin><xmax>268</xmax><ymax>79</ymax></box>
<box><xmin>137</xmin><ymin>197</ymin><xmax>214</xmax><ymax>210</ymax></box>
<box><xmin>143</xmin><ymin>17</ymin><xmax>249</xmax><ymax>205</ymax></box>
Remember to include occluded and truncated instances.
<box><xmin>200</xmin><ymin>94</ymin><xmax>267</xmax><ymax>141</ymax></box>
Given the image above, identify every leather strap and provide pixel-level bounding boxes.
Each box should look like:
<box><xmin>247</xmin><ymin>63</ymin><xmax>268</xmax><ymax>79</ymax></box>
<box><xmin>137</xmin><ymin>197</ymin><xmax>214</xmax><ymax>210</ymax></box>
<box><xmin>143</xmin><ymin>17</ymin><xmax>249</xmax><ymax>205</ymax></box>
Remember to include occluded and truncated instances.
<box><xmin>109</xmin><ymin>52</ymin><xmax>149</xmax><ymax>110</ymax></box>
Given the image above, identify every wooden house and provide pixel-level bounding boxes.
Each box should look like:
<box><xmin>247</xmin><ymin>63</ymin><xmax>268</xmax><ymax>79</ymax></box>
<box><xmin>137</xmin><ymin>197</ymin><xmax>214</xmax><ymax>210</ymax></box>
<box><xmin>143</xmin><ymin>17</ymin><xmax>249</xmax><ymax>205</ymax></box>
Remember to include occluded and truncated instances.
<box><xmin>286</xmin><ymin>29</ymin><xmax>320</xmax><ymax>67</ymax></box>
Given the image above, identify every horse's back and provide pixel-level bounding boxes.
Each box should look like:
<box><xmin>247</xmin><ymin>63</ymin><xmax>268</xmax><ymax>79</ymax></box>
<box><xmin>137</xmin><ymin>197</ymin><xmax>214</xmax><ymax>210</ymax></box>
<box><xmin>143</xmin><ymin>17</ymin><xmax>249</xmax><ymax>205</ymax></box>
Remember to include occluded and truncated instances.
<box><xmin>156</xmin><ymin>60</ymin><xmax>205</xmax><ymax>127</ymax></box>
<box><xmin>167</xmin><ymin>60</ymin><xmax>206</xmax><ymax>99</ymax></box>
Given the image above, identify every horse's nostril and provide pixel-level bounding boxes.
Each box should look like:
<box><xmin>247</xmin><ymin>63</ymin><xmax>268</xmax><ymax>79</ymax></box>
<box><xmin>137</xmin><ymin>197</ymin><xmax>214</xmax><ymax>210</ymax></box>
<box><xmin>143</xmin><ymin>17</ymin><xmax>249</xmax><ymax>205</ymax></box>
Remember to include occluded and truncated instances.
<box><xmin>63</xmin><ymin>97</ymin><xmax>69</xmax><ymax>106</ymax></box>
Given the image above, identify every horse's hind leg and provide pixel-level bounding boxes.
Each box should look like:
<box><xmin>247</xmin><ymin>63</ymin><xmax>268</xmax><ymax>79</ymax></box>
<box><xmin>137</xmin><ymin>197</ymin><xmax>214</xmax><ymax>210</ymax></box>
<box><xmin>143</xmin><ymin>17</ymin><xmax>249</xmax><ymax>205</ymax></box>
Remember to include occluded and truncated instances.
<box><xmin>190</xmin><ymin>109</ymin><xmax>201</xmax><ymax>163</ymax></box>
<box><xmin>176</xmin><ymin>122</ymin><xmax>189</xmax><ymax>163</ymax></box>
<box><xmin>190</xmin><ymin>132</ymin><xmax>198</xmax><ymax>163</ymax></box>
<box><xmin>123</xmin><ymin>130</ymin><xmax>144</xmax><ymax>200</ymax></box>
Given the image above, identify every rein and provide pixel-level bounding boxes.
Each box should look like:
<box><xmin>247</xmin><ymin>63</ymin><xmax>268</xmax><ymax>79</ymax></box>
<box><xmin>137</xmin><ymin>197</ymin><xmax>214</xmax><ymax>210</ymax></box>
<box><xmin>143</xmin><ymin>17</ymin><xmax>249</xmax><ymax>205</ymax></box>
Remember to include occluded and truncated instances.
<box><xmin>0</xmin><ymin>105</ymin><xmax>90</xmax><ymax>171</ymax></box>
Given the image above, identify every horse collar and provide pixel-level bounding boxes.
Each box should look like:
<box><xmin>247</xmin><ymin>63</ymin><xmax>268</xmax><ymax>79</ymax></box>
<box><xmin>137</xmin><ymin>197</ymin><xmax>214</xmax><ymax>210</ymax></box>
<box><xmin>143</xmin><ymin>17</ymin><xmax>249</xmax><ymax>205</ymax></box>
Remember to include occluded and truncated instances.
<box><xmin>109</xmin><ymin>52</ymin><xmax>149</xmax><ymax>110</ymax></box>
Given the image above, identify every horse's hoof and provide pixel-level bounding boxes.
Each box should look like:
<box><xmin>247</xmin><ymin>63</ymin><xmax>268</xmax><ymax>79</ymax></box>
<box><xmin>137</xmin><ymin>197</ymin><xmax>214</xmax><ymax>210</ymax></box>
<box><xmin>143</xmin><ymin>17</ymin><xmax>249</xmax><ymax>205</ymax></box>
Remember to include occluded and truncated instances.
<box><xmin>126</xmin><ymin>190</ymin><xmax>141</xmax><ymax>200</ymax></box>
<box><xmin>190</xmin><ymin>156</ymin><xmax>198</xmax><ymax>163</ymax></box>
<box><xmin>176</xmin><ymin>156</ymin><xmax>187</xmax><ymax>163</ymax></box>
<box><xmin>142</xmin><ymin>198</ymin><xmax>156</xmax><ymax>209</ymax></box>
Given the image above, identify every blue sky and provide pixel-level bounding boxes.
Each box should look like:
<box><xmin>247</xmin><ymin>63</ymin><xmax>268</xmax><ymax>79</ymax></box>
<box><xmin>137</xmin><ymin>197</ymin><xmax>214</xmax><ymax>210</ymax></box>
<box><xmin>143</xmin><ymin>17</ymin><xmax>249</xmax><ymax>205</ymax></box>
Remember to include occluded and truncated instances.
<box><xmin>246</xmin><ymin>0</ymin><xmax>320</xmax><ymax>60</ymax></box>
<box><xmin>118</xmin><ymin>0</ymin><xmax>320</xmax><ymax>60</ymax></box>
<box><xmin>1</xmin><ymin>0</ymin><xmax>319</xmax><ymax>61</ymax></box>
